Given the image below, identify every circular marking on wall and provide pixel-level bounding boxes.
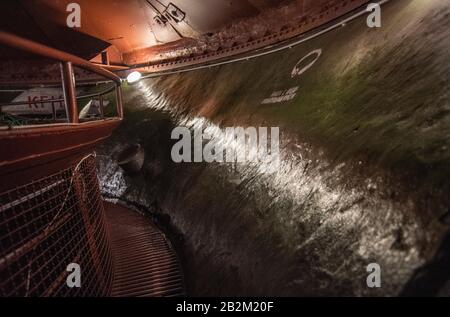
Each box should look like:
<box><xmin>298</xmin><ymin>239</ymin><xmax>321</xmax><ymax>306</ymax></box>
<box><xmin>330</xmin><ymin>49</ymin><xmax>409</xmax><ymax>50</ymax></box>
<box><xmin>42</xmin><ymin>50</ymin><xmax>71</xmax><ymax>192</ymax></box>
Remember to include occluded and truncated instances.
<box><xmin>291</xmin><ymin>49</ymin><xmax>322</xmax><ymax>78</ymax></box>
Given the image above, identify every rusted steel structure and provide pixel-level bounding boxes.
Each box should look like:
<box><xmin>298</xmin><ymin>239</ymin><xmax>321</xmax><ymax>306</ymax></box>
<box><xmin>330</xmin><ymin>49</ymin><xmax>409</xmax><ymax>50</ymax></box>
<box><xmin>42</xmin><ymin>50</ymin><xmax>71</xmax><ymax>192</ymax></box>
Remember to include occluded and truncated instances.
<box><xmin>0</xmin><ymin>31</ymin><xmax>123</xmax><ymax>190</ymax></box>
<box><xmin>133</xmin><ymin>0</ymin><xmax>371</xmax><ymax>73</ymax></box>
<box><xmin>0</xmin><ymin>32</ymin><xmax>184</xmax><ymax>297</ymax></box>
<box><xmin>0</xmin><ymin>31</ymin><xmax>122</xmax><ymax>297</ymax></box>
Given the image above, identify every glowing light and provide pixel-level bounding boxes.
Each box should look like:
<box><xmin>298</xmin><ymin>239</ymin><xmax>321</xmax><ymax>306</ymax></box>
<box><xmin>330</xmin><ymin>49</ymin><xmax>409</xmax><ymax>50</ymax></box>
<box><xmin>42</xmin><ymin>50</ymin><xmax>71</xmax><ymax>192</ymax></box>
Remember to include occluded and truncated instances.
<box><xmin>127</xmin><ymin>71</ymin><xmax>142</xmax><ymax>84</ymax></box>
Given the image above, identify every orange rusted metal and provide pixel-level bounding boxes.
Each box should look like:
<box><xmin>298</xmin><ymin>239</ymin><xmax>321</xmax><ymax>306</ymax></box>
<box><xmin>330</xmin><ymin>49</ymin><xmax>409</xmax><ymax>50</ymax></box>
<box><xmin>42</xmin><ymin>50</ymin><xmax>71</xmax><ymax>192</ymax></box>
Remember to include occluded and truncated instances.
<box><xmin>0</xmin><ymin>120</ymin><xmax>121</xmax><ymax>192</ymax></box>
<box><xmin>105</xmin><ymin>202</ymin><xmax>185</xmax><ymax>297</ymax></box>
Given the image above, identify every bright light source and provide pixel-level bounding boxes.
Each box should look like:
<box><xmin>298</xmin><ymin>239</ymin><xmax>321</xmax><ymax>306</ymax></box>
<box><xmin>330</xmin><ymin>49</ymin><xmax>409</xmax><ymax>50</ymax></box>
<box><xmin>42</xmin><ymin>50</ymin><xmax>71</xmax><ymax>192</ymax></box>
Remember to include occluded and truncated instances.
<box><xmin>127</xmin><ymin>71</ymin><xmax>142</xmax><ymax>84</ymax></box>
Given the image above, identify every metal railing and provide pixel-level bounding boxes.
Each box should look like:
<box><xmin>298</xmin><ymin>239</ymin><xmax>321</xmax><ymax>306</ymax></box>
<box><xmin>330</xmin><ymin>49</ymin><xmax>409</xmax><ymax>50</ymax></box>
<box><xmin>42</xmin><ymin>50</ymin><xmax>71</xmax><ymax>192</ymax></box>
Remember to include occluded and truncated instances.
<box><xmin>0</xmin><ymin>154</ymin><xmax>114</xmax><ymax>296</ymax></box>
<box><xmin>0</xmin><ymin>31</ymin><xmax>123</xmax><ymax>125</ymax></box>
<box><xmin>0</xmin><ymin>85</ymin><xmax>117</xmax><ymax>123</ymax></box>
<box><xmin>0</xmin><ymin>31</ymin><xmax>122</xmax><ymax>296</ymax></box>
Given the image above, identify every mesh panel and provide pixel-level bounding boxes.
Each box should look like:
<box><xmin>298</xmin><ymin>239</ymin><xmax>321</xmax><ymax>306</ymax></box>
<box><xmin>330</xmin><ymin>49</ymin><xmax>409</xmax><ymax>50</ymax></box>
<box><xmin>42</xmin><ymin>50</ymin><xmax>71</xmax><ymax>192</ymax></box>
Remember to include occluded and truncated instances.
<box><xmin>0</xmin><ymin>154</ymin><xmax>114</xmax><ymax>297</ymax></box>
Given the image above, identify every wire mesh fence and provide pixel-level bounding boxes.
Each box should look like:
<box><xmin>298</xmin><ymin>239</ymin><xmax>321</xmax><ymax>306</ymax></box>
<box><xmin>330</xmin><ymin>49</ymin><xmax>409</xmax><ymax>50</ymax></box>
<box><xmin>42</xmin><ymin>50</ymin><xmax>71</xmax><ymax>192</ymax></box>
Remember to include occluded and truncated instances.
<box><xmin>0</xmin><ymin>154</ymin><xmax>114</xmax><ymax>297</ymax></box>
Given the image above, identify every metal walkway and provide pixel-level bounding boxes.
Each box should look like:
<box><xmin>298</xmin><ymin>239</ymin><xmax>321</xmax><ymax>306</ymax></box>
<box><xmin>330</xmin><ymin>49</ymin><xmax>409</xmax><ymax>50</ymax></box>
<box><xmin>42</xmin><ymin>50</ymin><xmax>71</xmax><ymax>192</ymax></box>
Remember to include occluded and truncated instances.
<box><xmin>104</xmin><ymin>201</ymin><xmax>185</xmax><ymax>297</ymax></box>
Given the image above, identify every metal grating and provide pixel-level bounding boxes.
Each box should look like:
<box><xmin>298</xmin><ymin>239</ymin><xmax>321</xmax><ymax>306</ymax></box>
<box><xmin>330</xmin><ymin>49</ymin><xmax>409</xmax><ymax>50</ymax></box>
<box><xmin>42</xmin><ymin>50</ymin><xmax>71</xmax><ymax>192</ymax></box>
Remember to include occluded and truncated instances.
<box><xmin>0</xmin><ymin>154</ymin><xmax>114</xmax><ymax>297</ymax></box>
<box><xmin>0</xmin><ymin>154</ymin><xmax>185</xmax><ymax>297</ymax></box>
<box><xmin>105</xmin><ymin>202</ymin><xmax>185</xmax><ymax>297</ymax></box>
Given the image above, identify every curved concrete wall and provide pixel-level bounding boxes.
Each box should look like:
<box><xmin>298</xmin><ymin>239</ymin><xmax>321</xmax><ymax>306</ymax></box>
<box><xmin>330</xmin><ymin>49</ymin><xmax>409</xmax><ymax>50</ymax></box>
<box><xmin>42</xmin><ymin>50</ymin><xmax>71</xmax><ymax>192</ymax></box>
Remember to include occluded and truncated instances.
<box><xmin>97</xmin><ymin>0</ymin><xmax>450</xmax><ymax>296</ymax></box>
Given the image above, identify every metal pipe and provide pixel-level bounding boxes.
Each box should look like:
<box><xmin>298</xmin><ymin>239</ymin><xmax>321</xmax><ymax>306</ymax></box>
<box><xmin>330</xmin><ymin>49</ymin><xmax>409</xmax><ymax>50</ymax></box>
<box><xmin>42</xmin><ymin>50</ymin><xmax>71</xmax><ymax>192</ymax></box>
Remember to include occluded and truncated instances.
<box><xmin>0</xmin><ymin>86</ymin><xmax>116</xmax><ymax>107</ymax></box>
<box><xmin>115</xmin><ymin>85</ymin><xmax>124</xmax><ymax>119</ymax></box>
<box><xmin>76</xmin><ymin>86</ymin><xmax>116</xmax><ymax>100</ymax></box>
<box><xmin>99</xmin><ymin>95</ymin><xmax>104</xmax><ymax>119</ymax></box>
<box><xmin>60</xmin><ymin>62</ymin><xmax>78</xmax><ymax>124</ymax></box>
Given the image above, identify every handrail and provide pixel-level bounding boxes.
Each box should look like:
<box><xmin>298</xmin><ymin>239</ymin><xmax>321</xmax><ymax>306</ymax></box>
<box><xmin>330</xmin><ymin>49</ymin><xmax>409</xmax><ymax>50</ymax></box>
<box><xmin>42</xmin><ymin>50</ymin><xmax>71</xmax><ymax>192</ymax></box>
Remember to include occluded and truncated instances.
<box><xmin>76</xmin><ymin>85</ymin><xmax>116</xmax><ymax>100</ymax></box>
<box><xmin>0</xmin><ymin>31</ymin><xmax>121</xmax><ymax>84</ymax></box>
<box><xmin>0</xmin><ymin>85</ymin><xmax>116</xmax><ymax>107</ymax></box>
<box><xmin>0</xmin><ymin>31</ymin><xmax>124</xmax><ymax>123</ymax></box>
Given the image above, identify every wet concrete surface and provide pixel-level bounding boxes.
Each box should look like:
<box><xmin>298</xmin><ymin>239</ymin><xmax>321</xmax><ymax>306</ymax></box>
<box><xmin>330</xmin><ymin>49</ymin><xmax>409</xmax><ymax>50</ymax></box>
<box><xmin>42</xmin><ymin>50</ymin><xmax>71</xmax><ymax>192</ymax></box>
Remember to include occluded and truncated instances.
<box><xmin>96</xmin><ymin>0</ymin><xmax>450</xmax><ymax>296</ymax></box>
